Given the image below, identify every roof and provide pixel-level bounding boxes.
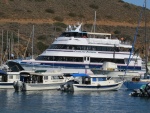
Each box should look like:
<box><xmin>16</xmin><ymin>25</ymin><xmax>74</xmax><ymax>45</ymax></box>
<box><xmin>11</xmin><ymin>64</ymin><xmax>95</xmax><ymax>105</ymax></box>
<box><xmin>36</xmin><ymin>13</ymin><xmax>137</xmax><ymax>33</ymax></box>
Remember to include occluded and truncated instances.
<box><xmin>35</xmin><ymin>70</ymin><xmax>47</xmax><ymax>73</ymax></box>
<box><xmin>0</xmin><ymin>70</ymin><xmax>7</xmax><ymax>75</ymax></box>
<box><xmin>71</xmin><ymin>73</ymin><xmax>89</xmax><ymax>77</ymax></box>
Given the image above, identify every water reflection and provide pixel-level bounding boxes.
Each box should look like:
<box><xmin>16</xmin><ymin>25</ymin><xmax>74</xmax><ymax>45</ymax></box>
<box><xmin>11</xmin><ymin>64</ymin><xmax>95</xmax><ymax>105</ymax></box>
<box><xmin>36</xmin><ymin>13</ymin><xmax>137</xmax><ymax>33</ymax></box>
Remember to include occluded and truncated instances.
<box><xmin>1</xmin><ymin>89</ymin><xmax>150</xmax><ymax>113</ymax></box>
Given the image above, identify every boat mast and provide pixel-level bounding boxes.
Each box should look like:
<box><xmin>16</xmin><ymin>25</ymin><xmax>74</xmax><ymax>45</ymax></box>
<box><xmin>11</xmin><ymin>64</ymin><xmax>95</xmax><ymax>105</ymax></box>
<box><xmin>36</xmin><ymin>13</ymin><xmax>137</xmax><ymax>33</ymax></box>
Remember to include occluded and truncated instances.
<box><xmin>94</xmin><ymin>11</ymin><xmax>96</xmax><ymax>33</ymax></box>
<box><xmin>94</xmin><ymin>11</ymin><xmax>96</xmax><ymax>38</ymax></box>
<box><xmin>6</xmin><ymin>30</ymin><xmax>8</xmax><ymax>60</ymax></box>
<box><xmin>144</xmin><ymin>0</ymin><xmax>148</xmax><ymax>75</ymax></box>
<box><xmin>1</xmin><ymin>30</ymin><xmax>3</xmax><ymax>66</ymax></box>
<box><xmin>31</xmin><ymin>25</ymin><xmax>34</xmax><ymax>59</ymax></box>
<box><xmin>17</xmin><ymin>29</ymin><xmax>19</xmax><ymax>59</ymax></box>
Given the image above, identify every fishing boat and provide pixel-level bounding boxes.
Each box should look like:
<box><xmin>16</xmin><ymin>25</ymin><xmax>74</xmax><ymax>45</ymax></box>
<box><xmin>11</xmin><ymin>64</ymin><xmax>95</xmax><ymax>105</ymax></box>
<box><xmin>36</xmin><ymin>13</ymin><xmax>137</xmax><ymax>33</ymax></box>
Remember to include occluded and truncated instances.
<box><xmin>60</xmin><ymin>73</ymin><xmax>123</xmax><ymax>92</ymax></box>
<box><xmin>123</xmin><ymin>0</ymin><xmax>150</xmax><ymax>90</ymax></box>
<box><xmin>13</xmin><ymin>70</ymin><xmax>70</xmax><ymax>91</ymax></box>
<box><xmin>10</xmin><ymin>22</ymin><xmax>143</xmax><ymax>73</ymax></box>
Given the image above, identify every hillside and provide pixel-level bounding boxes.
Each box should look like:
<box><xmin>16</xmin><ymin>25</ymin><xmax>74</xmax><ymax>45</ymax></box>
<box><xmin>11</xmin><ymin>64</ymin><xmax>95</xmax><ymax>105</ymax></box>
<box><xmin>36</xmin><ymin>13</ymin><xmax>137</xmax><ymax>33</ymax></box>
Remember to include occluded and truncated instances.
<box><xmin>0</xmin><ymin>0</ymin><xmax>150</xmax><ymax>60</ymax></box>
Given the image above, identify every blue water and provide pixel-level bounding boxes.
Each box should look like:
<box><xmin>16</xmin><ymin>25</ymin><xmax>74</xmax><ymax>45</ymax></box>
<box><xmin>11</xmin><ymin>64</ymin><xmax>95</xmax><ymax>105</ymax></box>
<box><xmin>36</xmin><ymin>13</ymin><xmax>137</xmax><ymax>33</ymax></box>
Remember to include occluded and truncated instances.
<box><xmin>0</xmin><ymin>88</ymin><xmax>150</xmax><ymax>113</ymax></box>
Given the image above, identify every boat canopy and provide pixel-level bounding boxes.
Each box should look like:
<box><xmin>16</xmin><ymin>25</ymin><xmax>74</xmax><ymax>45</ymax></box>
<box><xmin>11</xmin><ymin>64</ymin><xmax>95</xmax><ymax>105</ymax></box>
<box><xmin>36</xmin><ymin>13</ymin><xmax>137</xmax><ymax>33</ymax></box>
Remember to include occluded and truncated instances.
<box><xmin>71</xmin><ymin>73</ymin><xmax>89</xmax><ymax>77</ymax></box>
<box><xmin>0</xmin><ymin>70</ymin><xmax>7</xmax><ymax>75</ymax></box>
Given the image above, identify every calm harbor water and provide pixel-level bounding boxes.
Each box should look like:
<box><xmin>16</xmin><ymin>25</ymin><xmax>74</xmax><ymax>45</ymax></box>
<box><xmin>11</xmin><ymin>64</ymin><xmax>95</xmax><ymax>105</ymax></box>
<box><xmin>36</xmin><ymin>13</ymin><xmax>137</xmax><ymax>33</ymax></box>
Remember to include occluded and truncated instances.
<box><xmin>0</xmin><ymin>87</ymin><xmax>150</xmax><ymax>113</ymax></box>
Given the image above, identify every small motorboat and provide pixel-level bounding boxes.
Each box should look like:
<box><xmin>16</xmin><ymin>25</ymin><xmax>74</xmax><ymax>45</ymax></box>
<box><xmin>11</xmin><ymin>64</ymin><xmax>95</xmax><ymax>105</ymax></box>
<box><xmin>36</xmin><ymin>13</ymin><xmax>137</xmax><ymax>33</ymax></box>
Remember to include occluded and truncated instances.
<box><xmin>13</xmin><ymin>70</ymin><xmax>69</xmax><ymax>91</ymax></box>
<box><xmin>60</xmin><ymin>73</ymin><xmax>123</xmax><ymax>92</ymax></box>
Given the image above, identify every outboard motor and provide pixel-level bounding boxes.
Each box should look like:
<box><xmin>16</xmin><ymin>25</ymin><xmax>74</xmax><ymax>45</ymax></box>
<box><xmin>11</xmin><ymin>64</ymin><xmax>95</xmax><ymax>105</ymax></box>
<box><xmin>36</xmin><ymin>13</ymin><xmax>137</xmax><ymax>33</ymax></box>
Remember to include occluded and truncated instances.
<box><xmin>130</xmin><ymin>83</ymin><xmax>150</xmax><ymax>97</ymax></box>
<box><xmin>13</xmin><ymin>81</ymin><xmax>23</xmax><ymax>91</ymax></box>
<box><xmin>60</xmin><ymin>80</ymin><xmax>79</xmax><ymax>92</ymax></box>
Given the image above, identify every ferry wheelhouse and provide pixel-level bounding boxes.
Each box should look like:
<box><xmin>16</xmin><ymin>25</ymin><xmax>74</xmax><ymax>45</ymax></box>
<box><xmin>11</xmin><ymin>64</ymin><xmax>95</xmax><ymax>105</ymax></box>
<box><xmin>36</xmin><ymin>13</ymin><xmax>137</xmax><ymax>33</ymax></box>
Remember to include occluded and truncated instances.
<box><xmin>20</xmin><ymin>23</ymin><xmax>142</xmax><ymax>72</ymax></box>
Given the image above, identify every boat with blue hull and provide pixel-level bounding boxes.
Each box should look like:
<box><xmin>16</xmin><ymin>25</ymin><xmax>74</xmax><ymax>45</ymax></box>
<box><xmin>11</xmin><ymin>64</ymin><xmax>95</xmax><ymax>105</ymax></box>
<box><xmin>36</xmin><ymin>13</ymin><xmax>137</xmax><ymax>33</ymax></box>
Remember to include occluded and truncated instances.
<box><xmin>123</xmin><ymin>0</ymin><xmax>150</xmax><ymax>91</ymax></box>
<box><xmin>124</xmin><ymin>76</ymin><xmax>150</xmax><ymax>90</ymax></box>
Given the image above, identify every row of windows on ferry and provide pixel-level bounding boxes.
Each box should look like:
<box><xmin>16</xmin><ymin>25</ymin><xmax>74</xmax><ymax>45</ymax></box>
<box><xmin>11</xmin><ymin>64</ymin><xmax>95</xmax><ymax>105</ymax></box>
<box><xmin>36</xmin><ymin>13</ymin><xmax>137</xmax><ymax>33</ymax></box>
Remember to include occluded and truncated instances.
<box><xmin>60</xmin><ymin>32</ymin><xmax>88</xmax><ymax>38</ymax></box>
<box><xmin>36</xmin><ymin>56</ymin><xmax>124</xmax><ymax>64</ymax></box>
<box><xmin>49</xmin><ymin>44</ymin><xmax>131</xmax><ymax>52</ymax></box>
<box><xmin>60</xmin><ymin>32</ymin><xmax>110</xmax><ymax>39</ymax></box>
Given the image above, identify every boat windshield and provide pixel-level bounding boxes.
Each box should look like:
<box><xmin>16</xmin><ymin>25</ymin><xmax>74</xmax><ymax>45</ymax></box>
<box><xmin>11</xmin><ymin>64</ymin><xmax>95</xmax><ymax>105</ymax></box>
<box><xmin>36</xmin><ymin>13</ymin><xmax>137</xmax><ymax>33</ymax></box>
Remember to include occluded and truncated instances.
<box><xmin>60</xmin><ymin>32</ymin><xmax>87</xmax><ymax>38</ymax></box>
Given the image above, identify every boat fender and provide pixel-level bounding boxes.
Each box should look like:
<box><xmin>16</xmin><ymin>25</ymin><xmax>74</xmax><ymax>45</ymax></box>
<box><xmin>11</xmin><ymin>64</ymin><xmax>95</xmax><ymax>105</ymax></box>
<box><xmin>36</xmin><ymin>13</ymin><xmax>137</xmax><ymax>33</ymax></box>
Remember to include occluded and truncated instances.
<box><xmin>13</xmin><ymin>81</ymin><xmax>17</xmax><ymax>88</ymax></box>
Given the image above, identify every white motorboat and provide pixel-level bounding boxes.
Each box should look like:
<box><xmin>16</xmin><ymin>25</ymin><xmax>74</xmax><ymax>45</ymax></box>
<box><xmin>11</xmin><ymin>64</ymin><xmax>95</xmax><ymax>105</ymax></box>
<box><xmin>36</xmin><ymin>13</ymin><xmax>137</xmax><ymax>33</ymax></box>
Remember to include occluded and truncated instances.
<box><xmin>0</xmin><ymin>70</ymin><xmax>20</xmax><ymax>89</ymax></box>
<box><xmin>13</xmin><ymin>70</ymin><xmax>70</xmax><ymax>91</ymax></box>
<box><xmin>0</xmin><ymin>61</ymin><xmax>25</xmax><ymax>89</ymax></box>
<box><xmin>60</xmin><ymin>73</ymin><xmax>123</xmax><ymax>92</ymax></box>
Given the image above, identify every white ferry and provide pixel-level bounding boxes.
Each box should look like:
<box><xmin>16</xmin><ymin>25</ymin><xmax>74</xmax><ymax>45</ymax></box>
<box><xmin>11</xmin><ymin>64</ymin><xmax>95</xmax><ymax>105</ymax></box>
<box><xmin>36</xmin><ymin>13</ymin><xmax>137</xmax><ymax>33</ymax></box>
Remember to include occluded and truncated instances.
<box><xmin>17</xmin><ymin>23</ymin><xmax>142</xmax><ymax>72</ymax></box>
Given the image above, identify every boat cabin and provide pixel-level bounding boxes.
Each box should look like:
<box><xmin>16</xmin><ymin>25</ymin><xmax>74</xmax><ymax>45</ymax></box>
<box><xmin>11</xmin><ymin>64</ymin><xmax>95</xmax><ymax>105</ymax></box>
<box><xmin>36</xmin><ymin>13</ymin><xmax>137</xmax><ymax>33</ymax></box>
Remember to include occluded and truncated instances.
<box><xmin>19</xmin><ymin>70</ymin><xmax>64</xmax><ymax>84</ymax></box>
<box><xmin>0</xmin><ymin>70</ymin><xmax>20</xmax><ymax>82</ymax></box>
<box><xmin>71</xmin><ymin>73</ymin><xmax>111</xmax><ymax>85</ymax></box>
<box><xmin>131</xmin><ymin>76</ymin><xmax>140</xmax><ymax>82</ymax></box>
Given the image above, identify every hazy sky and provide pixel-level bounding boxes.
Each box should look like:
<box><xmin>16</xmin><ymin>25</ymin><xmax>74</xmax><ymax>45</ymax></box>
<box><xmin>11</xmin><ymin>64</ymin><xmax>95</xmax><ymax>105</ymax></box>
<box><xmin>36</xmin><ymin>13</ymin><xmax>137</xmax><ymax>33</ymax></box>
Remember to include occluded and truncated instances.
<box><xmin>123</xmin><ymin>0</ymin><xmax>150</xmax><ymax>9</ymax></box>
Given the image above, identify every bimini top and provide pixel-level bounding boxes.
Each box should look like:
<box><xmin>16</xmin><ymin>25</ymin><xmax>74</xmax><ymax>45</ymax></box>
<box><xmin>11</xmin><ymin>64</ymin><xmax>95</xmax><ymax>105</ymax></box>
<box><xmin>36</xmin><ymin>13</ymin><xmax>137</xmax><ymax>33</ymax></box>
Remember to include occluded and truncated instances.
<box><xmin>71</xmin><ymin>73</ymin><xmax>89</xmax><ymax>77</ymax></box>
<box><xmin>0</xmin><ymin>70</ymin><xmax>7</xmax><ymax>75</ymax></box>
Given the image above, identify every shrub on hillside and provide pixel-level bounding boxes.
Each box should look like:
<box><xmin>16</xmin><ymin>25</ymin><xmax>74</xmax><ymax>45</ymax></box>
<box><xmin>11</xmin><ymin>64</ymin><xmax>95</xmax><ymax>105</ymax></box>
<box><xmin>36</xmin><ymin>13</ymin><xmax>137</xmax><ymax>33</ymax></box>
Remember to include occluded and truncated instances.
<box><xmin>53</xmin><ymin>16</ymin><xmax>64</xmax><ymax>22</ymax></box>
<box><xmin>45</xmin><ymin>8</ymin><xmax>55</xmax><ymax>14</ymax></box>
<box><xmin>0</xmin><ymin>12</ymin><xmax>5</xmax><ymax>17</ymax></box>
<box><xmin>105</xmin><ymin>15</ymin><xmax>113</xmax><ymax>19</ymax></box>
<box><xmin>114</xmin><ymin>30</ymin><xmax>121</xmax><ymax>34</ymax></box>
<box><xmin>123</xmin><ymin>4</ymin><xmax>131</xmax><ymax>9</ymax></box>
<box><xmin>84</xmin><ymin>24</ymin><xmax>93</xmax><ymax>29</ymax></box>
<box><xmin>78</xmin><ymin>14</ymin><xmax>85</xmax><ymax>18</ymax></box>
<box><xmin>35</xmin><ymin>0</ymin><xmax>46</xmax><ymax>2</ymax></box>
<box><xmin>36</xmin><ymin>42</ymin><xmax>48</xmax><ymax>51</ymax></box>
<box><xmin>53</xmin><ymin>22</ymin><xmax>67</xmax><ymax>28</ymax></box>
<box><xmin>55</xmin><ymin>27</ymin><xmax>62</xmax><ymax>32</ymax></box>
<box><xmin>89</xmin><ymin>4</ymin><xmax>99</xmax><ymax>9</ymax></box>
<box><xmin>118</xmin><ymin>0</ymin><xmax>124</xmax><ymax>3</ymax></box>
<box><xmin>68</xmin><ymin>13</ymin><xmax>76</xmax><ymax>17</ymax></box>
<box><xmin>37</xmin><ymin>35</ymin><xmax>46</xmax><ymax>40</ymax></box>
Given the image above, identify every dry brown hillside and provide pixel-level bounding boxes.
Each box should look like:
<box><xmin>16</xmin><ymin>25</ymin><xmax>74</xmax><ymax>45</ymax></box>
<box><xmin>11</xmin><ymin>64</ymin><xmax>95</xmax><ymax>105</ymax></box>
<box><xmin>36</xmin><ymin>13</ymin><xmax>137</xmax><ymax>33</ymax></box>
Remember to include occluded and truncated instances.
<box><xmin>0</xmin><ymin>0</ymin><xmax>150</xmax><ymax>60</ymax></box>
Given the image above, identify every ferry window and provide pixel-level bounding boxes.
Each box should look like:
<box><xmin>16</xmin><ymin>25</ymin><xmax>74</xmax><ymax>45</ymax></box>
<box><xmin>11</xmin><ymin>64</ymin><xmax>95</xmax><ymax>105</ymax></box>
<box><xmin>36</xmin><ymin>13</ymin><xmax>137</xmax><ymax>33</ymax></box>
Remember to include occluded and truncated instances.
<box><xmin>97</xmin><ymin>46</ymin><xmax>101</xmax><ymax>51</ymax></box>
<box><xmin>92</xmin><ymin>77</ymin><xmax>97</xmax><ymax>82</ymax></box>
<box><xmin>9</xmin><ymin>75</ymin><xmax>13</xmax><ymax>79</ymax></box>
<box><xmin>44</xmin><ymin>76</ymin><xmax>48</xmax><ymax>80</ymax></box>
<box><xmin>79</xmin><ymin>33</ymin><xmax>87</xmax><ymax>38</ymax></box>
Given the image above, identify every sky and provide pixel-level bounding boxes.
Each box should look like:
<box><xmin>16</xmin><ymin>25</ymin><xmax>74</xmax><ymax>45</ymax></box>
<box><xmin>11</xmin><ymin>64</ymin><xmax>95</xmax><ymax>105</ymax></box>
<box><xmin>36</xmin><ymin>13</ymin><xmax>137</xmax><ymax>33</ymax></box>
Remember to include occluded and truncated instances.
<box><xmin>123</xmin><ymin>0</ymin><xmax>150</xmax><ymax>9</ymax></box>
